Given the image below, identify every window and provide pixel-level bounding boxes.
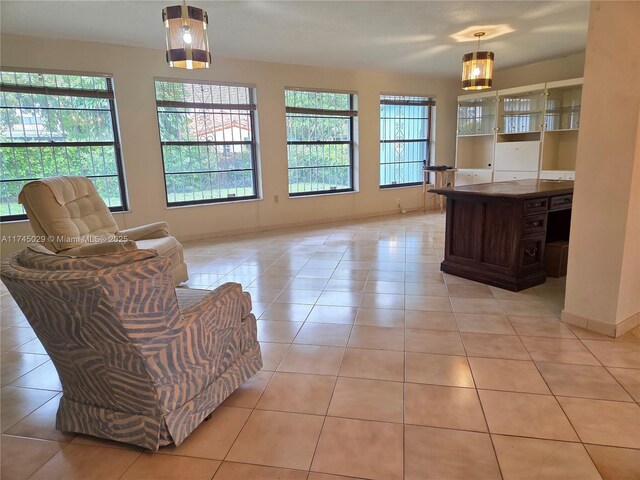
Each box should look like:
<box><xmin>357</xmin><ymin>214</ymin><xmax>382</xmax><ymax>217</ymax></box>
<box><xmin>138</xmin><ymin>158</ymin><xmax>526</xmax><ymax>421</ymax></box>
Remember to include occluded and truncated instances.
<box><xmin>285</xmin><ymin>89</ymin><xmax>356</xmax><ymax>195</ymax></box>
<box><xmin>380</xmin><ymin>94</ymin><xmax>435</xmax><ymax>187</ymax></box>
<box><xmin>154</xmin><ymin>80</ymin><xmax>258</xmax><ymax>206</ymax></box>
<box><xmin>0</xmin><ymin>70</ymin><xmax>127</xmax><ymax>221</ymax></box>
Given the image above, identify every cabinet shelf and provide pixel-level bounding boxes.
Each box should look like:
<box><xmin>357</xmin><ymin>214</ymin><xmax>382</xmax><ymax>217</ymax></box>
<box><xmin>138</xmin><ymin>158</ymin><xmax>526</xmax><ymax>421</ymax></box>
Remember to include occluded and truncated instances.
<box><xmin>457</xmin><ymin>133</ymin><xmax>495</xmax><ymax>137</ymax></box>
<box><xmin>458</xmin><ymin>116</ymin><xmax>495</xmax><ymax>121</ymax></box>
<box><xmin>497</xmin><ymin>132</ymin><xmax>541</xmax><ymax>142</ymax></box>
<box><xmin>546</xmin><ymin>106</ymin><xmax>581</xmax><ymax>112</ymax></box>
<box><xmin>544</xmin><ymin>128</ymin><xmax>579</xmax><ymax>133</ymax></box>
<box><xmin>500</xmin><ymin>111</ymin><xmax>543</xmax><ymax>116</ymax></box>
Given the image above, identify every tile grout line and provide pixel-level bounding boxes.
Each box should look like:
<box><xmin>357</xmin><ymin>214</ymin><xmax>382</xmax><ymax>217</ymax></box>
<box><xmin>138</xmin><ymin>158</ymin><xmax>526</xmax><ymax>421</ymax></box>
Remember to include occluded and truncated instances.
<box><xmin>464</xmin><ymin>346</ymin><xmax>506</xmax><ymax>480</ymax></box>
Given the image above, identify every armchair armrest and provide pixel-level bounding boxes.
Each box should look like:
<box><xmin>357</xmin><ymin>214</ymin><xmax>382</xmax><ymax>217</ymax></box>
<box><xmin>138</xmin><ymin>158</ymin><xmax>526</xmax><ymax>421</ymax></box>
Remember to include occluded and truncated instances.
<box><xmin>120</xmin><ymin>222</ymin><xmax>171</xmax><ymax>241</ymax></box>
<box><xmin>138</xmin><ymin>282</ymin><xmax>255</xmax><ymax>415</ymax></box>
<box><xmin>180</xmin><ymin>283</ymin><xmax>249</xmax><ymax>331</ymax></box>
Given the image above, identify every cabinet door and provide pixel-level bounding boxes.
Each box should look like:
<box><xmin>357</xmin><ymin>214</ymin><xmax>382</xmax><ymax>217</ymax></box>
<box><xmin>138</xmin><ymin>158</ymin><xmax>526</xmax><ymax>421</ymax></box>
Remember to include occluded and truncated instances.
<box><xmin>455</xmin><ymin>171</ymin><xmax>474</xmax><ymax>186</ymax></box>
<box><xmin>494</xmin><ymin>171</ymin><xmax>538</xmax><ymax>182</ymax></box>
<box><xmin>494</xmin><ymin>141</ymin><xmax>540</xmax><ymax>171</ymax></box>
<box><xmin>472</xmin><ymin>170</ymin><xmax>493</xmax><ymax>184</ymax></box>
<box><xmin>539</xmin><ymin>171</ymin><xmax>566</xmax><ymax>180</ymax></box>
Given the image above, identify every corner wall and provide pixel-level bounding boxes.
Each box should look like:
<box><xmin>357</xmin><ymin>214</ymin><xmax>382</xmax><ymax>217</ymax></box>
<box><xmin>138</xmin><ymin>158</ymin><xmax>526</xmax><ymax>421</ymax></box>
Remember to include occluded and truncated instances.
<box><xmin>0</xmin><ymin>34</ymin><xmax>458</xmax><ymax>256</ymax></box>
<box><xmin>490</xmin><ymin>52</ymin><xmax>585</xmax><ymax>90</ymax></box>
<box><xmin>561</xmin><ymin>1</ymin><xmax>640</xmax><ymax>336</ymax></box>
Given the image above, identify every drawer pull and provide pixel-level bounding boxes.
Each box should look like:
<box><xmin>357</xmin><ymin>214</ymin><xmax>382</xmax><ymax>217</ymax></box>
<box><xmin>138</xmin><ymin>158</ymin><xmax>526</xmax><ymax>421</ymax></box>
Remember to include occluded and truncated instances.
<box><xmin>529</xmin><ymin>202</ymin><xmax>542</xmax><ymax>208</ymax></box>
<box><xmin>525</xmin><ymin>247</ymin><xmax>538</xmax><ymax>257</ymax></box>
<box><xmin>564</xmin><ymin>198</ymin><xmax>571</xmax><ymax>203</ymax></box>
<box><xmin>526</xmin><ymin>221</ymin><xmax>541</xmax><ymax>228</ymax></box>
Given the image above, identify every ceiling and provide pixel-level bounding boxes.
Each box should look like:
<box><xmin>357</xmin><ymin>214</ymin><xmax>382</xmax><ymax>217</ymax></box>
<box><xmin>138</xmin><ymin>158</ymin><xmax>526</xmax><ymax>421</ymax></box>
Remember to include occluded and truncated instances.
<box><xmin>0</xmin><ymin>1</ymin><xmax>589</xmax><ymax>77</ymax></box>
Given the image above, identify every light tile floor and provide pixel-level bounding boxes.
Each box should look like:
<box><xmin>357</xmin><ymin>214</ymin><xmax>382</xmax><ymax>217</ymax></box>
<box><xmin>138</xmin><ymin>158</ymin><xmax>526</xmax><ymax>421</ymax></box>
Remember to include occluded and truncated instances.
<box><xmin>2</xmin><ymin>211</ymin><xmax>639</xmax><ymax>480</ymax></box>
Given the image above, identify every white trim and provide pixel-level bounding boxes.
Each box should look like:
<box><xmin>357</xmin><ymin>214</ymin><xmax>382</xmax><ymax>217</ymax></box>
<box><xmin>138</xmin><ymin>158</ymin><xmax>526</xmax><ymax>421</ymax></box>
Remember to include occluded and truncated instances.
<box><xmin>497</xmin><ymin>83</ymin><xmax>546</xmax><ymax>96</ymax></box>
<box><xmin>545</xmin><ymin>77</ymin><xmax>584</xmax><ymax>89</ymax></box>
<box><xmin>457</xmin><ymin>90</ymin><xmax>497</xmax><ymax>101</ymax></box>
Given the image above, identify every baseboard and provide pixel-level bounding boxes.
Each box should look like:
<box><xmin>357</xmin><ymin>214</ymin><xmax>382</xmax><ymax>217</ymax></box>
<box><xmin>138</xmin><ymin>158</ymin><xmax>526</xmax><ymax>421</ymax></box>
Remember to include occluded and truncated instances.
<box><xmin>175</xmin><ymin>204</ymin><xmax>438</xmax><ymax>243</ymax></box>
<box><xmin>615</xmin><ymin>311</ymin><xmax>640</xmax><ymax>336</ymax></box>
<box><xmin>561</xmin><ymin>309</ymin><xmax>640</xmax><ymax>337</ymax></box>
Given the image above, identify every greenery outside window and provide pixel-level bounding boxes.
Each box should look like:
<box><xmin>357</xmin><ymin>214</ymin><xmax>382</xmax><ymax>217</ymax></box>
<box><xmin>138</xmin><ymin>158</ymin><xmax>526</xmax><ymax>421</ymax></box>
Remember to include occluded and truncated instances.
<box><xmin>380</xmin><ymin>94</ymin><xmax>435</xmax><ymax>188</ymax></box>
<box><xmin>154</xmin><ymin>80</ymin><xmax>258</xmax><ymax>206</ymax></box>
<box><xmin>285</xmin><ymin>89</ymin><xmax>356</xmax><ymax>196</ymax></box>
<box><xmin>0</xmin><ymin>70</ymin><xmax>127</xmax><ymax>221</ymax></box>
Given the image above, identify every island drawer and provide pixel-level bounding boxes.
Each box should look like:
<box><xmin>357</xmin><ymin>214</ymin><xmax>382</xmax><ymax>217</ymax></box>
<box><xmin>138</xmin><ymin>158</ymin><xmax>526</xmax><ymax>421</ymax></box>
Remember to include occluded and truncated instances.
<box><xmin>549</xmin><ymin>194</ymin><xmax>573</xmax><ymax>211</ymax></box>
<box><xmin>522</xmin><ymin>214</ymin><xmax>547</xmax><ymax>237</ymax></box>
<box><xmin>523</xmin><ymin>197</ymin><xmax>548</xmax><ymax>214</ymax></box>
<box><xmin>520</xmin><ymin>236</ymin><xmax>545</xmax><ymax>270</ymax></box>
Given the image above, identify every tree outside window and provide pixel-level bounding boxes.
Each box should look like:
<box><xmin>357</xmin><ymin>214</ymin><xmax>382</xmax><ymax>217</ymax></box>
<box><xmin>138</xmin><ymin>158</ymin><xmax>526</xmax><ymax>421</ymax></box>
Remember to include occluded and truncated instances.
<box><xmin>0</xmin><ymin>70</ymin><xmax>127</xmax><ymax>221</ymax></box>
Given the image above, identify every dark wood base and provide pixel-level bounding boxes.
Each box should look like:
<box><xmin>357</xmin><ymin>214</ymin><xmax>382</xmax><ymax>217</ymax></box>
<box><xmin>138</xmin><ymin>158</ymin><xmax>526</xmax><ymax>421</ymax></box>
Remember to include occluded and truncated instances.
<box><xmin>429</xmin><ymin>180</ymin><xmax>573</xmax><ymax>293</ymax></box>
<box><xmin>441</xmin><ymin>261</ymin><xmax>546</xmax><ymax>292</ymax></box>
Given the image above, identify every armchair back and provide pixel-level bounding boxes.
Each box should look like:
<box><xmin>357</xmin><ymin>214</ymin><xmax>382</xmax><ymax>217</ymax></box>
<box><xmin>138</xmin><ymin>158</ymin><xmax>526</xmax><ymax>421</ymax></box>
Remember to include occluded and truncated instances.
<box><xmin>18</xmin><ymin>176</ymin><xmax>119</xmax><ymax>252</ymax></box>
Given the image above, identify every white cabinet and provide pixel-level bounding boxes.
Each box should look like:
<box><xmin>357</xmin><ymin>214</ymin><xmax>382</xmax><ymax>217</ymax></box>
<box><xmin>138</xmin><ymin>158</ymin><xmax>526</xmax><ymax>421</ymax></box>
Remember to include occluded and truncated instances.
<box><xmin>539</xmin><ymin>170</ymin><xmax>575</xmax><ymax>180</ymax></box>
<box><xmin>457</xmin><ymin>169</ymin><xmax>492</xmax><ymax>185</ymax></box>
<box><xmin>455</xmin><ymin>170</ymin><xmax>474</xmax><ymax>186</ymax></box>
<box><xmin>494</xmin><ymin>141</ymin><xmax>540</xmax><ymax>172</ymax></box>
<box><xmin>494</xmin><ymin>171</ymin><xmax>538</xmax><ymax>182</ymax></box>
<box><xmin>473</xmin><ymin>170</ymin><xmax>493</xmax><ymax>184</ymax></box>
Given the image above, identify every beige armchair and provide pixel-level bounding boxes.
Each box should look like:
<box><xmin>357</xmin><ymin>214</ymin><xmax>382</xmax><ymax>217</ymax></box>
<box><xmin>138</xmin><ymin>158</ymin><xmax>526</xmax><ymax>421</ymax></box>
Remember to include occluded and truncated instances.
<box><xmin>0</xmin><ymin>246</ymin><xmax>261</xmax><ymax>450</ymax></box>
<box><xmin>18</xmin><ymin>176</ymin><xmax>188</xmax><ymax>285</ymax></box>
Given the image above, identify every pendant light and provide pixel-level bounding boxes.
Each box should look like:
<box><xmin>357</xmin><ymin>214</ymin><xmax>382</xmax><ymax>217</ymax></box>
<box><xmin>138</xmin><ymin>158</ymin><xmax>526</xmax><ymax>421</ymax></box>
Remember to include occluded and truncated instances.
<box><xmin>162</xmin><ymin>1</ymin><xmax>211</xmax><ymax>69</ymax></box>
<box><xmin>461</xmin><ymin>32</ymin><xmax>494</xmax><ymax>90</ymax></box>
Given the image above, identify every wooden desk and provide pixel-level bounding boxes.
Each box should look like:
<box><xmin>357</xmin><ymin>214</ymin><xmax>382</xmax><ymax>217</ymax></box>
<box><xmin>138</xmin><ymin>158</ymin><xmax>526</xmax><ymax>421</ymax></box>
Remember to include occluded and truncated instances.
<box><xmin>429</xmin><ymin>180</ymin><xmax>574</xmax><ymax>291</ymax></box>
<box><xmin>423</xmin><ymin>168</ymin><xmax>456</xmax><ymax>213</ymax></box>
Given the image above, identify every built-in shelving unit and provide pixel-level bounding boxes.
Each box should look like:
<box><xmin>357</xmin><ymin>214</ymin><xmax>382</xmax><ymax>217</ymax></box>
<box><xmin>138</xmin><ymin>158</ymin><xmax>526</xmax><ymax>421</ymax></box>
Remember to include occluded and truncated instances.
<box><xmin>494</xmin><ymin>84</ymin><xmax>545</xmax><ymax>182</ymax></box>
<box><xmin>540</xmin><ymin>78</ymin><xmax>582</xmax><ymax>179</ymax></box>
<box><xmin>455</xmin><ymin>77</ymin><xmax>583</xmax><ymax>185</ymax></box>
<box><xmin>455</xmin><ymin>91</ymin><xmax>496</xmax><ymax>184</ymax></box>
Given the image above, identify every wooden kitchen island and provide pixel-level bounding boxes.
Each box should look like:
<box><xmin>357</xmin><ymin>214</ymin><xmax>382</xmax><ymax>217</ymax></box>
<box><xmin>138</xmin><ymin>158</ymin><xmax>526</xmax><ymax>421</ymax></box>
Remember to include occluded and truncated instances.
<box><xmin>429</xmin><ymin>180</ymin><xmax>573</xmax><ymax>291</ymax></box>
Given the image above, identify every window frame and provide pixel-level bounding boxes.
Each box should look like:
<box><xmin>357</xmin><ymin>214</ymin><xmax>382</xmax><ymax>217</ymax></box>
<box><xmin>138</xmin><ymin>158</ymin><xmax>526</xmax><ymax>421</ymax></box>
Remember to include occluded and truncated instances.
<box><xmin>153</xmin><ymin>78</ymin><xmax>260</xmax><ymax>207</ymax></box>
<box><xmin>285</xmin><ymin>88</ymin><xmax>357</xmax><ymax>197</ymax></box>
<box><xmin>0</xmin><ymin>67</ymin><xmax>128</xmax><ymax>222</ymax></box>
<box><xmin>379</xmin><ymin>94</ymin><xmax>435</xmax><ymax>189</ymax></box>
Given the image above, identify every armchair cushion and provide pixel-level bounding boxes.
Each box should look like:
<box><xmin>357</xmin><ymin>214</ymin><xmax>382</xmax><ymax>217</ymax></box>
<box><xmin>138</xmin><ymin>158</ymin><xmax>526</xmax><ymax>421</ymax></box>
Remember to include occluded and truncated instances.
<box><xmin>18</xmin><ymin>176</ymin><xmax>119</xmax><ymax>252</ymax></box>
<box><xmin>136</xmin><ymin>236</ymin><xmax>186</xmax><ymax>284</ymax></box>
<box><xmin>61</xmin><ymin>240</ymin><xmax>139</xmax><ymax>257</ymax></box>
<box><xmin>120</xmin><ymin>222</ymin><xmax>171</xmax><ymax>241</ymax></box>
<box><xmin>19</xmin><ymin>244</ymin><xmax>156</xmax><ymax>271</ymax></box>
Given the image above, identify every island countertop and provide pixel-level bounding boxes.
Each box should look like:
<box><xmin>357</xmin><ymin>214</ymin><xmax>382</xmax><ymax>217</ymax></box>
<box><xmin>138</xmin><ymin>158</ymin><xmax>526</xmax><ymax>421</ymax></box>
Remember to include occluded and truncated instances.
<box><xmin>429</xmin><ymin>179</ymin><xmax>574</xmax><ymax>199</ymax></box>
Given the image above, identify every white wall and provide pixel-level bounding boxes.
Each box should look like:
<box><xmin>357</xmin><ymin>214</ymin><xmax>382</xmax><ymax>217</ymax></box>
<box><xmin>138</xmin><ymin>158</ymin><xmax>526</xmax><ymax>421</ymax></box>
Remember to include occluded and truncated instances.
<box><xmin>561</xmin><ymin>1</ymin><xmax>640</xmax><ymax>336</ymax></box>
<box><xmin>490</xmin><ymin>52</ymin><xmax>585</xmax><ymax>91</ymax></box>
<box><xmin>0</xmin><ymin>34</ymin><xmax>460</xmax><ymax>255</ymax></box>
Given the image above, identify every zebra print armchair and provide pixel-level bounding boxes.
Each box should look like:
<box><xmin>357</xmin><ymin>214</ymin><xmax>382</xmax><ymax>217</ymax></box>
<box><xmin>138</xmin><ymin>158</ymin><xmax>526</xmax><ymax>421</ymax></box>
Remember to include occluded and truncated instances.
<box><xmin>0</xmin><ymin>245</ymin><xmax>262</xmax><ymax>450</ymax></box>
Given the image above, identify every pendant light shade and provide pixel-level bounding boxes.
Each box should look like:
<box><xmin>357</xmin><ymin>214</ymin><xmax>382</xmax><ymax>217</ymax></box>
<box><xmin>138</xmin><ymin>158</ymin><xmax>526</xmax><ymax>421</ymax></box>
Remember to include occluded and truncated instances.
<box><xmin>162</xmin><ymin>2</ymin><xmax>211</xmax><ymax>69</ymax></box>
<box><xmin>462</xmin><ymin>32</ymin><xmax>494</xmax><ymax>90</ymax></box>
